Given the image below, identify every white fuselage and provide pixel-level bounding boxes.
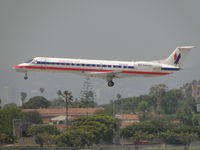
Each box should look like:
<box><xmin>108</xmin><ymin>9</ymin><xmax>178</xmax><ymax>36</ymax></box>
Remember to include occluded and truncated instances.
<box><xmin>14</xmin><ymin>46</ymin><xmax>193</xmax><ymax>87</ymax></box>
<box><xmin>14</xmin><ymin>57</ymin><xmax>180</xmax><ymax>78</ymax></box>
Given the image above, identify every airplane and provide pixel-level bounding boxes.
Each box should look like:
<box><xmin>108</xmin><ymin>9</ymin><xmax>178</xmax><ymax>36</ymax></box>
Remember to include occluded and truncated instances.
<box><xmin>14</xmin><ymin>46</ymin><xmax>194</xmax><ymax>87</ymax></box>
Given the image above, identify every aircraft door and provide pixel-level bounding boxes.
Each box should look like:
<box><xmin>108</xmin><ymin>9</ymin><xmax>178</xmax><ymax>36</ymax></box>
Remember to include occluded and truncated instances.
<box><xmin>153</xmin><ymin>64</ymin><xmax>161</xmax><ymax>71</ymax></box>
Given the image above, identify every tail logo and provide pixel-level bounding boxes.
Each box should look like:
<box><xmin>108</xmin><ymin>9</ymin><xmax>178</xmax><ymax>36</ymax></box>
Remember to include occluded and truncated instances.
<box><xmin>174</xmin><ymin>53</ymin><xmax>181</xmax><ymax>64</ymax></box>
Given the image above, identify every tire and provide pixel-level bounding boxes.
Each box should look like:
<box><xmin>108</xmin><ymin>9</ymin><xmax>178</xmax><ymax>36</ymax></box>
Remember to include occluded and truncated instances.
<box><xmin>108</xmin><ymin>81</ymin><xmax>114</xmax><ymax>87</ymax></box>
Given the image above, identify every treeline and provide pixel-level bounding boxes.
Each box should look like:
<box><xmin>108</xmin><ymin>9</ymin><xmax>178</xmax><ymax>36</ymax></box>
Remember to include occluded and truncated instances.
<box><xmin>1</xmin><ymin>106</ymin><xmax>200</xmax><ymax>149</ymax></box>
<box><xmin>121</xmin><ymin>120</ymin><xmax>200</xmax><ymax>150</ymax></box>
<box><xmin>1</xmin><ymin>80</ymin><xmax>200</xmax><ymax>148</ymax></box>
<box><xmin>99</xmin><ymin>80</ymin><xmax>200</xmax><ymax>125</ymax></box>
<box><xmin>0</xmin><ymin>107</ymin><xmax>119</xmax><ymax>148</ymax></box>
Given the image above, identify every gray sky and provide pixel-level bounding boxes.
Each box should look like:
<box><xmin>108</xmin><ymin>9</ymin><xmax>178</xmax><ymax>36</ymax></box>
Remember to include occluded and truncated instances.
<box><xmin>0</xmin><ymin>0</ymin><xmax>200</xmax><ymax>105</ymax></box>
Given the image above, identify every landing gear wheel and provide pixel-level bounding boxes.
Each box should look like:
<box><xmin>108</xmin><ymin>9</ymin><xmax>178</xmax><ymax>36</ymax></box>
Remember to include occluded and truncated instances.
<box><xmin>24</xmin><ymin>73</ymin><xmax>28</xmax><ymax>80</ymax></box>
<box><xmin>108</xmin><ymin>81</ymin><xmax>114</xmax><ymax>87</ymax></box>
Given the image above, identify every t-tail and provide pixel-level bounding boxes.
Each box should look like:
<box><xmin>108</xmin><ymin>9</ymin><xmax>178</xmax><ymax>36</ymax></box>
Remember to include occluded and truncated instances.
<box><xmin>162</xmin><ymin>46</ymin><xmax>195</xmax><ymax>68</ymax></box>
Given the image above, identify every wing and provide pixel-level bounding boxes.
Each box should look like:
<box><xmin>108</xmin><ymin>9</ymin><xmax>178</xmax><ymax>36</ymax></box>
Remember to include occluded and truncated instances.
<box><xmin>86</xmin><ymin>71</ymin><xmax>121</xmax><ymax>80</ymax></box>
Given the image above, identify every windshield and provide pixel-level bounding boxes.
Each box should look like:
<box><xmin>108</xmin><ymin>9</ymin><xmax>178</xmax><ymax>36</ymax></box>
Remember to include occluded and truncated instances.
<box><xmin>26</xmin><ymin>59</ymin><xmax>33</xmax><ymax>63</ymax></box>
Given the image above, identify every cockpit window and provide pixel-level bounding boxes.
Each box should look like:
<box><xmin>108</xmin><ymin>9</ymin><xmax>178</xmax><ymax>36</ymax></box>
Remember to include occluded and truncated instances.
<box><xmin>26</xmin><ymin>59</ymin><xmax>33</xmax><ymax>63</ymax></box>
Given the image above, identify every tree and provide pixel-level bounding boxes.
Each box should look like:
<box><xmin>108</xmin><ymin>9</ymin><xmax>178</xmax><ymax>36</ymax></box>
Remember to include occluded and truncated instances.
<box><xmin>50</xmin><ymin>98</ymin><xmax>65</xmax><ymax>108</ymax></box>
<box><xmin>23</xmin><ymin>111</ymin><xmax>43</xmax><ymax>124</ymax></box>
<box><xmin>79</xmin><ymin>77</ymin><xmax>96</xmax><ymax>108</ymax></box>
<box><xmin>20</xmin><ymin>92</ymin><xmax>27</xmax><ymax>106</ymax></box>
<box><xmin>149</xmin><ymin>84</ymin><xmax>168</xmax><ymax>97</ymax></box>
<box><xmin>159</xmin><ymin>131</ymin><xmax>197</xmax><ymax>150</ymax></box>
<box><xmin>116</xmin><ymin>93</ymin><xmax>122</xmax><ymax>100</ymax></box>
<box><xmin>180</xmin><ymin>80</ymin><xmax>200</xmax><ymax>98</ymax></box>
<box><xmin>4</xmin><ymin>102</ymin><xmax>17</xmax><ymax>107</ymax></box>
<box><xmin>23</xmin><ymin>96</ymin><xmax>50</xmax><ymax>109</ymax></box>
<box><xmin>72</xmin><ymin>115</ymin><xmax>119</xmax><ymax>143</ymax></box>
<box><xmin>0</xmin><ymin>133</ymin><xmax>15</xmax><ymax>145</ymax></box>
<box><xmin>137</xmin><ymin>101</ymin><xmax>149</xmax><ymax>112</ymax></box>
<box><xmin>56</xmin><ymin>128</ymin><xmax>95</xmax><ymax>148</ymax></box>
<box><xmin>160</xmin><ymin>90</ymin><xmax>178</xmax><ymax>114</ymax></box>
<box><xmin>116</xmin><ymin>93</ymin><xmax>123</xmax><ymax>113</ymax></box>
<box><xmin>58</xmin><ymin>90</ymin><xmax>73</xmax><ymax>128</ymax></box>
<box><xmin>57</xmin><ymin>90</ymin><xmax>62</xmax><ymax>97</ymax></box>
<box><xmin>137</xmin><ymin>101</ymin><xmax>149</xmax><ymax>121</ymax></box>
<box><xmin>28</xmin><ymin>125</ymin><xmax>60</xmax><ymax>147</ymax></box>
<box><xmin>121</xmin><ymin>121</ymin><xmax>169</xmax><ymax>139</ymax></box>
<box><xmin>185</xmin><ymin>97</ymin><xmax>197</xmax><ymax>113</ymax></box>
<box><xmin>192</xmin><ymin>114</ymin><xmax>200</xmax><ymax>126</ymax></box>
<box><xmin>176</xmin><ymin>106</ymin><xmax>193</xmax><ymax>125</ymax></box>
<box><xmin>131</xmin><ymin>131</ymin><xmax>154</xmax><ymax>150</ymax></box>
<box><xmin>149</xmin><ymin>84</ymin><xmax>168</xmax><ymax>113</ymax></box>
<box><xmin>40</xmin><ymin>88</ymin><xmax>45</xmax><ymax>95</ymax></box>
<box><xmin>0</xmin><ymin>107</ymin><xmax>24</xmax><ymax>144</ymax></box>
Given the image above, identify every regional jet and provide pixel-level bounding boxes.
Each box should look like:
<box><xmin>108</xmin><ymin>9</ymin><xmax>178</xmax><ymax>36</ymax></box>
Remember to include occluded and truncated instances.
<box><xmin>14</xmin><ymin>46</ymin><xmax>194</xmax><ymax>87</ymax></box>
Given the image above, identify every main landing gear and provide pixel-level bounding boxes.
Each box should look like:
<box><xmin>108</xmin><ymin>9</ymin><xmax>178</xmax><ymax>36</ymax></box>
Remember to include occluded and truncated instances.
<box><xmin>107</xmin><ymin>80</ymin><xmax>114</xmax><ymax>87</ymax></box>
<box><xmin>24</xmin><ymin>73</ymin><xmax>28</xmax><ymax>80</ymax></box>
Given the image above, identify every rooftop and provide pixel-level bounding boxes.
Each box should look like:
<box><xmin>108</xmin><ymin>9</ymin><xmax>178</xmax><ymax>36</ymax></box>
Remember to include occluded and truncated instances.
<box><xmin>115</xmin><ymin>114</ymin><xmax>139</xmax><ymax>120</ymax></box>
<box><xmin>22</xmin><ymin>107</ymin><xmax>104</xmax><ymax>115</ymax></box>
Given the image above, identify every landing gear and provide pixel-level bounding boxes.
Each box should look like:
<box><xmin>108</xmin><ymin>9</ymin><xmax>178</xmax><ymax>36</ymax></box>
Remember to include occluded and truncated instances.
<box><xmin>24</xmin><ymin>73</ymin><xmax>28</xmax><ymax>80</ymax></box>
<box><xmin>108</xmin><ymin>80</ymin><xmax>114</xmax><ymax>87</ymax></box>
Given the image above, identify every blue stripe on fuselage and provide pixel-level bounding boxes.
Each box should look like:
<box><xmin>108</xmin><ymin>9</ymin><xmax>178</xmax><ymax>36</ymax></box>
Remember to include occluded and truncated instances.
<box><xmin>33</xmin><ymin>61</ymin><xmax>180</xmax><ymax>71</ymax></box>
<box><xmin>161</xmin><ymin>67</ymin><xmax>180</xmax><ymax>71</ymax></box>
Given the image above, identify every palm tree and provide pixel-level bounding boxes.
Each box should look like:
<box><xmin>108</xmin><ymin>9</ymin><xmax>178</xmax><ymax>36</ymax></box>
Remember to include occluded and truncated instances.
<box><xmin>59</xmin><ymin>90</ymin><xmax>73</xmax><ymax>128</ymax></box>
<box><xmin>20</xmin><ymin>92</ymin><xmax>27</xmax><ymax>106</ymax></box>
<box><xmin>57</xmin><ymin>90</ymin><xmax>62</xmax><ymax>97</ymax></box>
<box><xmin>40</xmin><ymin>88</ymin><xmax>45</xmax><ymax>95</ymax></box>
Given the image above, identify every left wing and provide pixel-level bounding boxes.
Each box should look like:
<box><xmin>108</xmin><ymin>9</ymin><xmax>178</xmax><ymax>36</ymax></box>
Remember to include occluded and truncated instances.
<box><xmin>85</xmin><ymin>71</ymin><xmax>121</xmax><ymax>79</ymax></box>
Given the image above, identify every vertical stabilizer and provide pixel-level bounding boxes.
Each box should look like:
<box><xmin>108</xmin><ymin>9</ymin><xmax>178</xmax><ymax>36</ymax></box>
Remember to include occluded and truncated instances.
<box><xmin>163</xmin><ymin>46</ymin><xmax>194</xmax><ymax>68</ymax></box>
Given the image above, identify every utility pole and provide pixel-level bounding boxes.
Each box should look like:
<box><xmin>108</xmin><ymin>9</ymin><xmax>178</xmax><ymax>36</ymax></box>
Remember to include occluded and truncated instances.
<box><xmin>65</xmin><ymin>97</ymin><xmax>69</xmax><ymax>129</ymax></box>
<box><xmin>64</xmin><ymin>91</ymin><xmax>73</xmax><ymax>128</ymax></box>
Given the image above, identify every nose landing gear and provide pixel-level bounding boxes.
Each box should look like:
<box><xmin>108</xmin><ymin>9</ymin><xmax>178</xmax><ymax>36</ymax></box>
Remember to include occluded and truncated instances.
<box><xmin>108</xmin><ymin>80</ymin><xmax>114</xmax><ymax>87</ymax></box>
<box><xmin>24</xmin><ymin>73</ymin><xmax>28</xmax><ymax>80</ymax></box>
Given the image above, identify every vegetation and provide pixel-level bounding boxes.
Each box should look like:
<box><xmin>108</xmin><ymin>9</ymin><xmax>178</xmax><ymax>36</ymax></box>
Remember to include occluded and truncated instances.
<box><xmin>0</xmin><ymin>107</ymin><xmax>44</xmax><ymax>145</ymax></box>
<box><xmin>23</xmin><ymin>111</ymin><xmax>43</xmax><ymax>124</ymax></box>
<box><xmin>20</xmin><ymin>92</ymin><xmax>27</xmax><ymax>106</ymax></box>
<box><xmin>99</xmin><ymin>80</ymin><xmax>200</xmax><ymax>119</ymax></box>
<box><xmin>0</xmin><ymin>107</ymin><xmax>24</xmax><ymax>144</ymax></box>
<box><xmin>1</xmin><ymin>79</ymin><xmax>200</xmax><ymax>148</ymax></box>
<box><xmin>121</xmin><ymin>121</ymin><xmax>200</xmax><ymax>150</ymax></box>
<box><xmin>22</xmin><ymin>96</ymin><xmax>50</xmax><ymax>109</ymax></box>
<box><xmin>56</xmin><ymin>115</ymin><xmax>119</xmax><ymax>147</ymax></box>
<box><xmin>79</xmin><ymin>77</ymin><xmax>97</xmax><ymax>108</ymax></box>
<box><xmin>28</xmin><ymin>125</ymin><xmax>60</xmax><ymax>147</ymax></box>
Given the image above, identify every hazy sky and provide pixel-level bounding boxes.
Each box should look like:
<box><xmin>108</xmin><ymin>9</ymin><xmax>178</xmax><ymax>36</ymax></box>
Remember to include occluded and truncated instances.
<box><xmin>0</xmin><ymin>0</ymin><xmax>199</xmax><ymax>105</ymax></box>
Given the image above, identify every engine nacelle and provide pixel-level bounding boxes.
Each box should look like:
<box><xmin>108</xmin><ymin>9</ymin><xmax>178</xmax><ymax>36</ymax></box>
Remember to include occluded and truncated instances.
<box><xmin>134</xmin><ymin>62</ymin><xmax>161</xmax><ymax>71</ymax></box>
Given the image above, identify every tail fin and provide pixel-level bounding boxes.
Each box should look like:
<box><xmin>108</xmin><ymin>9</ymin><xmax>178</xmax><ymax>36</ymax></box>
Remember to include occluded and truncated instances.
<box><xmin>163</xmin><ymin>46</ymin><xmax>194</xmax><ymax>68</ymax></box>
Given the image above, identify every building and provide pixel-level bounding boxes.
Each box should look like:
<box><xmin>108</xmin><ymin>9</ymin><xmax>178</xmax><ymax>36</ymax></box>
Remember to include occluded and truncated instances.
<box><xmin>22</xmin><ymin>107</ymin><xmax>104</xmax><ymax>124</ymax></box>
<box><xmin>115</xmin><ymin>114</ymin><xmax>140</xmax><ymax>127</ymax></box>
<box><xmin>192</xmin><ymin>80</ymin><xmax>199</xmax><ymax>99</ymax></box>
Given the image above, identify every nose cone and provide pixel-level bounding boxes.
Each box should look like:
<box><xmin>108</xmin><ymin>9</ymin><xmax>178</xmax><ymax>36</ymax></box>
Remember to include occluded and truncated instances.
<box><xmin>13</xmin><ymin>63</ymin><xmax>26</xmax><ymax>72</ymax></box>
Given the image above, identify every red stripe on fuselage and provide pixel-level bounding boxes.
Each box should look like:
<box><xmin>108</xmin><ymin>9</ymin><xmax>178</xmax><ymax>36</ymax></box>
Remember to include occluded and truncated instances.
<box><xmin>15</xmin><ymin>65</ymin><xmax>171</xmax><ymax>75</ymax></box>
